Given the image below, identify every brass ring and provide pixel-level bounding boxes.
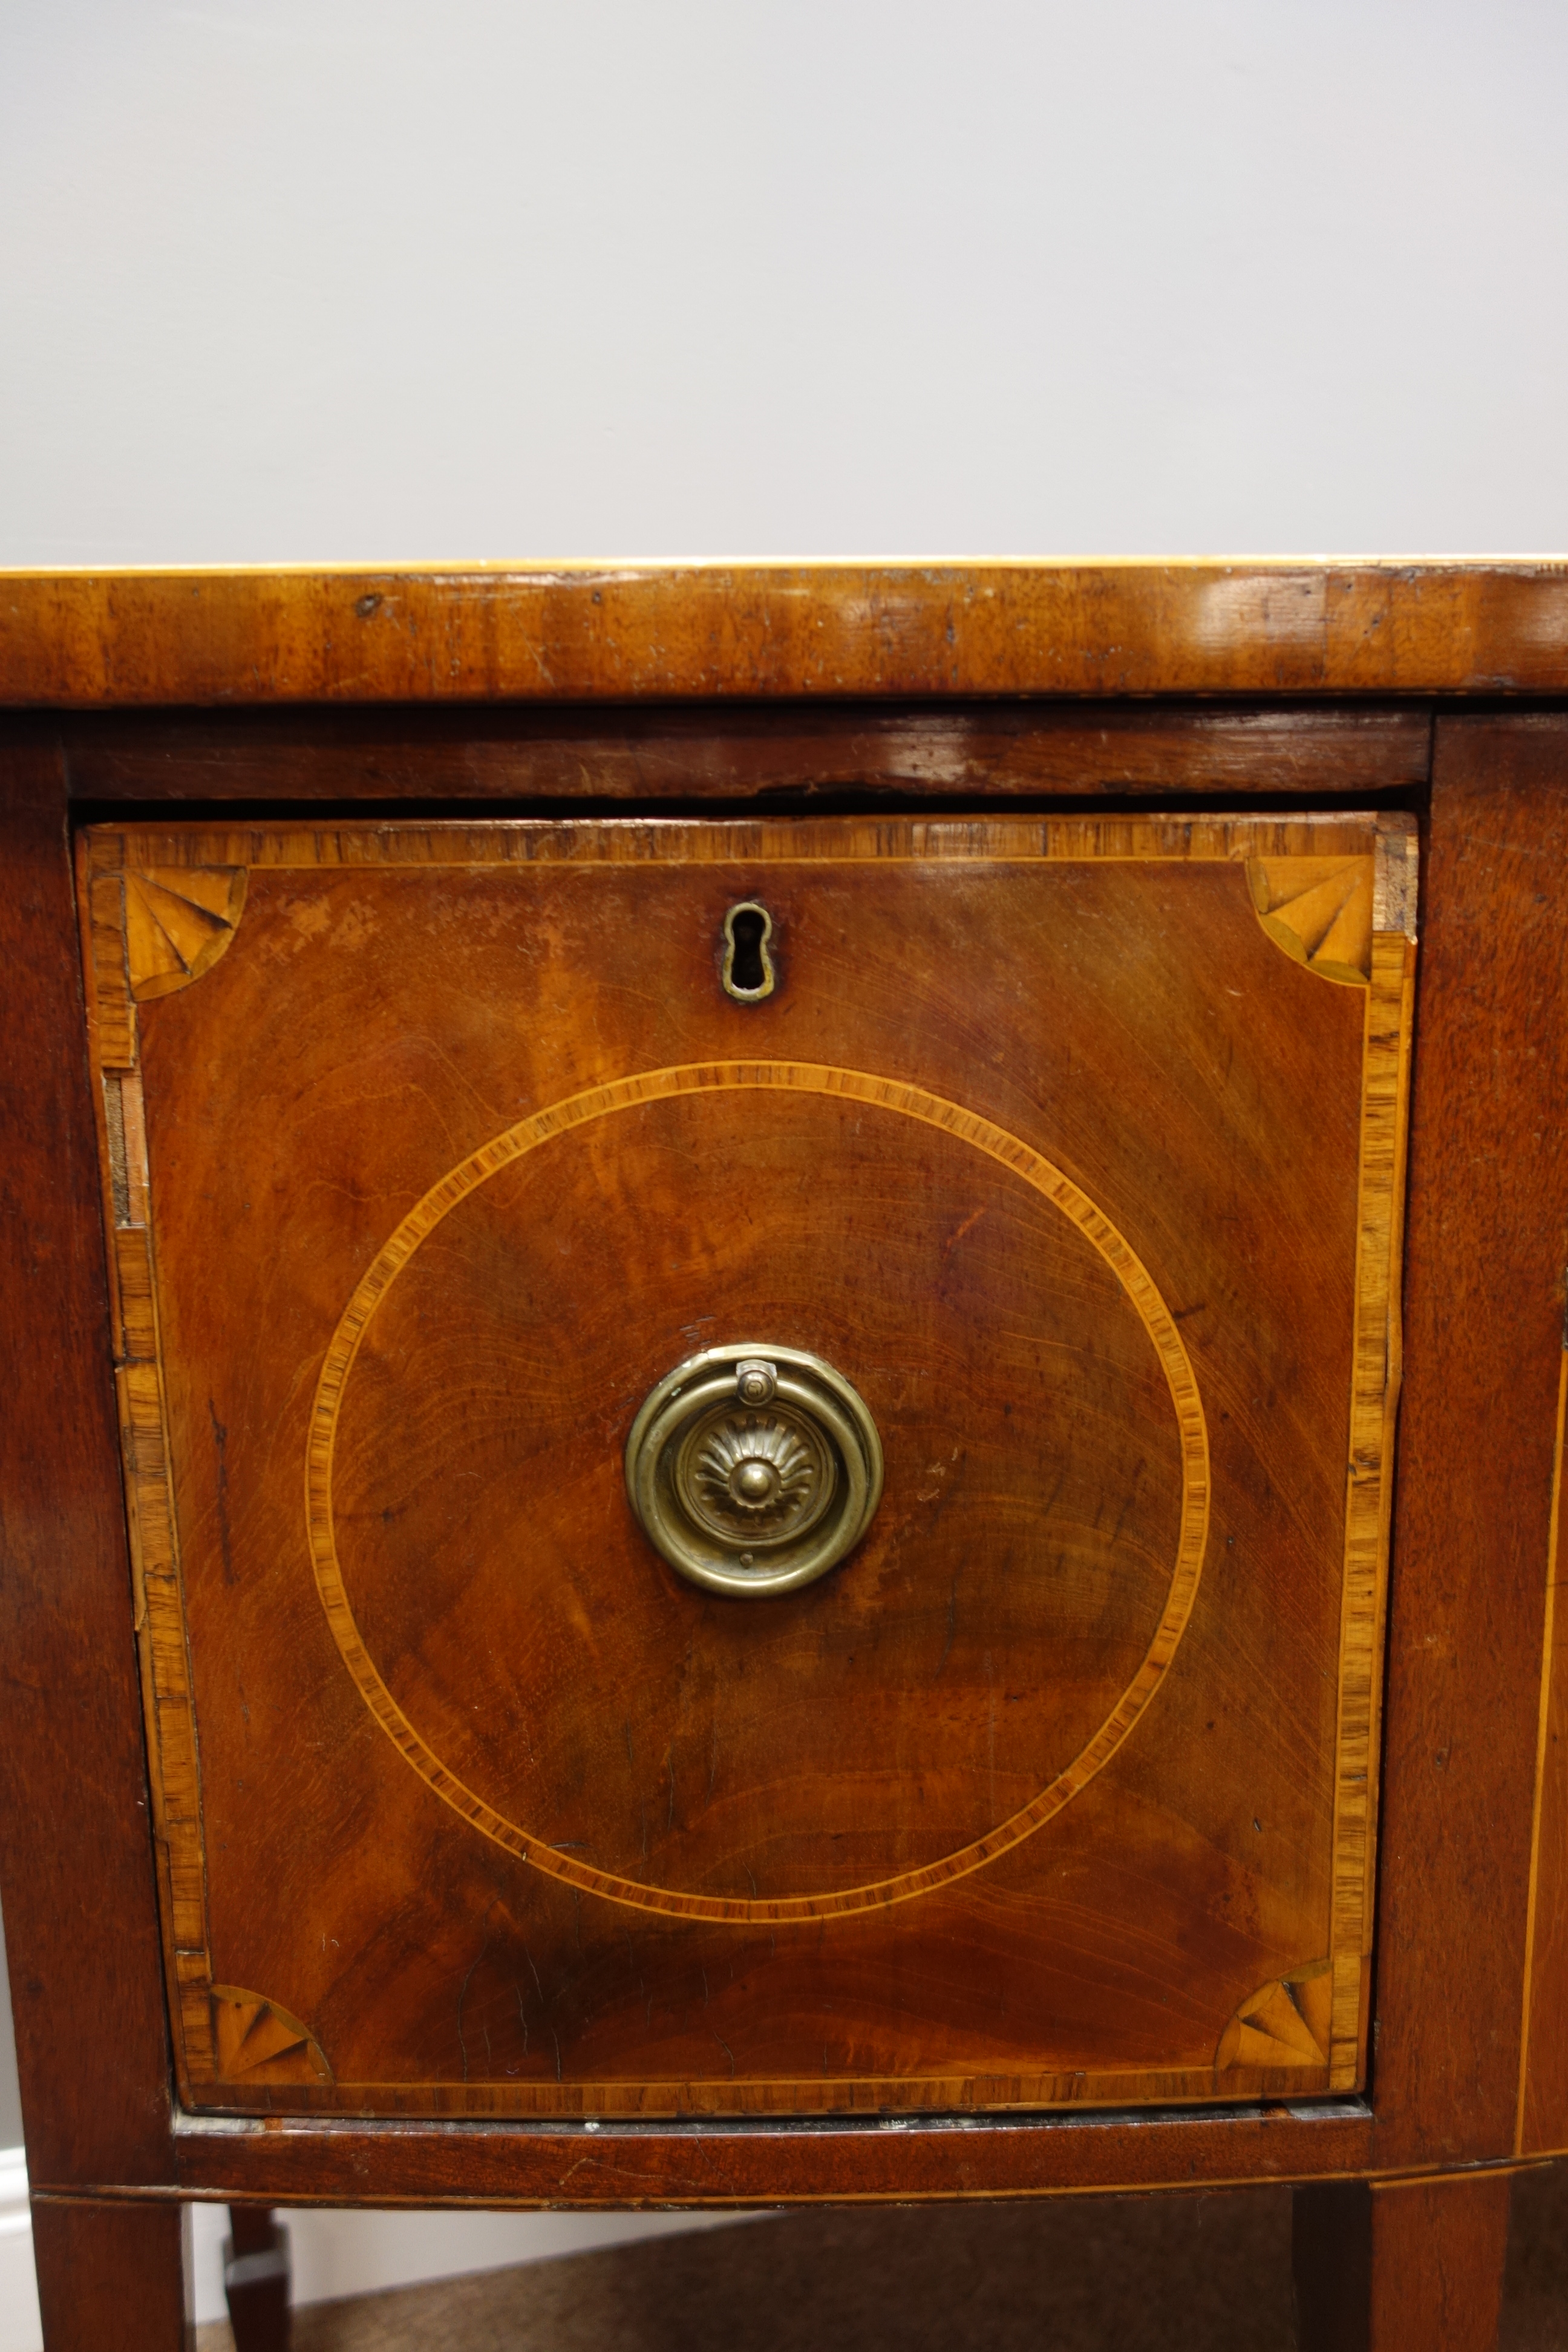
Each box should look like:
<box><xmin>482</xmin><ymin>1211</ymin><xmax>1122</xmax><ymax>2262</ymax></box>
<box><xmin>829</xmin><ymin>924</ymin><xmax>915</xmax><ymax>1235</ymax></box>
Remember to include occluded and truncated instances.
<box><xmin>625</xmin><ymin>1343</ymin><xmax>884</xmax><ymax>1596</ymax></box>
<box><xmin>308</xmin><ymin>1060</ymin><xmax>1209</xmax><ymax>1922</ymax></box>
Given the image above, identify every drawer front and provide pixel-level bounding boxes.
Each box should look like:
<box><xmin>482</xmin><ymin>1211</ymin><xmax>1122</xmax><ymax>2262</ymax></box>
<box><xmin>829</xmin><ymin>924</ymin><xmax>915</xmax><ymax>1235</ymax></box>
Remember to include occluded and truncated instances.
<box><xmin>79</xmin><ymin>812</ymin><xmax>1414</xmax><ymax>2118</ymax></box>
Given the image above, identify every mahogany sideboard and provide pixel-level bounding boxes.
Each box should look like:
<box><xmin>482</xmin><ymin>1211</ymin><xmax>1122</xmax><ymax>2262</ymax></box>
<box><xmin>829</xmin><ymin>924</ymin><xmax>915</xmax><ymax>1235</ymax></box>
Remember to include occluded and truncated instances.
<box><xmin>2</xmin><ymin>562</ymin><xmax>1567</xmax><ymax>2351</ymax></box>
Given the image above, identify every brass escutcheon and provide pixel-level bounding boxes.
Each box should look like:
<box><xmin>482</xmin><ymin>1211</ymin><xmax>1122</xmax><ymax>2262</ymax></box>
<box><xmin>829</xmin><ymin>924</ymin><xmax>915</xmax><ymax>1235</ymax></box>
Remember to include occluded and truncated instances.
<box><xmin>720</xmin><ymin>901</ymin><xmax>776</xmax><ymax>1002</ymax></box>
<box><xmin>625</xmin><ymin>1344</ymin><xmax>883</xmax><ymax>1596</ymax></box>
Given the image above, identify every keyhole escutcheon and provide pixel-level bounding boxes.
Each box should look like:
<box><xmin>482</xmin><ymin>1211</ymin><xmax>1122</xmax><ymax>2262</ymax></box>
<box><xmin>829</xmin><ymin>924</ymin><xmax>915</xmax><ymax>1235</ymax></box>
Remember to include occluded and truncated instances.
<box><xmin>721</xmin><ymin>901</ymin><xmax>776</xmax><ymax>1002</ymax></box>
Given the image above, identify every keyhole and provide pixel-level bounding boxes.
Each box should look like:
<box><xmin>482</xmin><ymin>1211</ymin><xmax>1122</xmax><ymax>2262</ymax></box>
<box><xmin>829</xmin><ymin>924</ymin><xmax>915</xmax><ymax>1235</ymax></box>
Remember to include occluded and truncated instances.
<box><xmin>721</xmin><ymin>902</ymin><xmax>776</xmax><ymax>1002</ymax></box>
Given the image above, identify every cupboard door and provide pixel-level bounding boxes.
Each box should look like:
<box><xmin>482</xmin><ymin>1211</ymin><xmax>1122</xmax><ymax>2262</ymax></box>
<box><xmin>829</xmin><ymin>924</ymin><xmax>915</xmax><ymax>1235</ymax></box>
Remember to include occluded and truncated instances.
<box><xmin>79</xmin><ymin>811</ymin><xmax>1414</xmax><ymax>2118</ymax></box>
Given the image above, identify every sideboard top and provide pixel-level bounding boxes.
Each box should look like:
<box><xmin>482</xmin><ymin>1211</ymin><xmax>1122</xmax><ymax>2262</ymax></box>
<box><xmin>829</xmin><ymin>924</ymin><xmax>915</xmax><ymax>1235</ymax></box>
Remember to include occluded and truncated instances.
<box><xmin>2</xmin><ymin>561</ymin><xmax>1567</xmax><ymax>706</ymax></box>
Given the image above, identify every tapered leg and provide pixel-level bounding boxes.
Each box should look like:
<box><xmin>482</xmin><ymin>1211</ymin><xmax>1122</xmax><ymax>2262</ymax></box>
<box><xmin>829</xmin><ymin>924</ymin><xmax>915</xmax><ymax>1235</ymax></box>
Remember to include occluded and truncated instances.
<box><xmin>31</xmin><ymin>2197</ymin><xmax>192</xmax><ymax>2351</ymax></box>
<box><xmin>1294</xmin><ymin>2172</ymin><xmax>1512</xmax><ymax>2352</ymax></box>
<box><xmin>225</xmin><ymin>2206</ymin><xmax>292</xmax><ymax>2352</ymax></box>
<box><xmin>1293</xmin><ymin>2180</ymin><xmax>1373</xmax><ymax>2348</ymax></box>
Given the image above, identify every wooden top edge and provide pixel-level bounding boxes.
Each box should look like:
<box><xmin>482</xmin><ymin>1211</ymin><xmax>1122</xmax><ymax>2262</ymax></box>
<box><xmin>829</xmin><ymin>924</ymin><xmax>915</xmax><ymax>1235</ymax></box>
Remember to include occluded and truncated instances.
<box><xmin>2</xmin><ymin>561</ymin><xmax>1567</xmax><ymax>705</ymax></box>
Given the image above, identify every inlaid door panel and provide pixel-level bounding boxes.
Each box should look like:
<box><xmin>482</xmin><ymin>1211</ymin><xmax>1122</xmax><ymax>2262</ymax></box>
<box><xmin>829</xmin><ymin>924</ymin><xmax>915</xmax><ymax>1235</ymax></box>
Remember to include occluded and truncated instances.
<box><xmin>77</xmin><ymin>812</ymin><xmax>1414</xmax><ymax>2118</ymax></box>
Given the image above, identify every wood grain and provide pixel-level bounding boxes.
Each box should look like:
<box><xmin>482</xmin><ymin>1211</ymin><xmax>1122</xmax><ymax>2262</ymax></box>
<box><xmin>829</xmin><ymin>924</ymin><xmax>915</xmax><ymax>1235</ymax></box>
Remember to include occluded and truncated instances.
<box><xmin>59</xmin><ymin>702</ymin><xmax>1434</xmax><ymax>805</ymax></box>
<box><xmin>1519</xmin><ymin>1328</ymin><xmax>1568</xmax><ymax>2154</ymax></box>
<box><xmin>1249</xmin><ymin>855</ymin><xmax>1374</xmax><ymax>984</ymax></box>
<box><xmin>1330</xmin><ymin>932</ymin><xmax>1415</xmax><ymax>2085</ymax></box>
<box><xmin>11</xmin><ymin>579</ymin><xmax>1568</xmax><ymax>2273</ymax></box>
<box><xmin>164</xmin><ymin>2104</ymin><xmax>1377</xmax><ymax>2208</ymax></box>
<box><xmin>0</xmin><ymin>739</ymin><xmax>175</xmax><ymax>2190</ymax></box>
<box><xmin>306</xmin><ymin>1059</ymin><xmax>1212</xmax><ymax>1927</ymax></box>
<box><xmin>223</xmin><ymin>2206</ymin><xmax>290</xmax><ymax>2352</ymax></box>
<box><xmin>1292</xmin><ymin>2180</ymin><xmax>1374</xmax><ymax>2350</ymax></box>
<box><xmin>30</xmin><ymin>2197</ymin><xmax>191</xmax><ymax>2351</ymax></box>
<box><xmin>82</xmin><ymin>812</ymin><xmax>1410</xmax><ymax>2120</ymax></box>
<box><xmin>122</xmin><ymin>866</ymin><xmax>247</xmax><ymax>1001</ymax></box>
<box><xmin>2</xmin><ymin>563</ymin><xmax>1567</xmax><ymax>705</ymax></box>
<box><xmin>81</xmin><ymin>809</ymin><xmax>1394</xmax><ymax>879</ymax></box>
<box><xmin>1216</xmin><ymin>1962</ymin><xmax>1333</xmax><ymax>2073</ymax></box>
<box><xmin>209</xmin><ymin>1989</ymin><xmax>332</xmax><ymax>2087</ymax></box>
<box><xmin>1374</xmin><ymin>716</ymin><xmax>1568</xmax><ymax>2172</ymax></box>
<box><xmin>1367</xmin><ymin>2174</ymin><xmax>1511</xmax><ymax>2351</ymax></box>
<box><xmin>1295</xmin><ymin>2171</ymin><xmax>1514</xmax><ymax>2351</ymax></box>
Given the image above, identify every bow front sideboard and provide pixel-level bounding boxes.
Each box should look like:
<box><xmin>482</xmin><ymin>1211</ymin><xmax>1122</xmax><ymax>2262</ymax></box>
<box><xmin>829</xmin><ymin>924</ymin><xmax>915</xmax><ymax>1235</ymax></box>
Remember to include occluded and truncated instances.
<box><xmin>2</xmin><ymin>563</ymin><xmax>1567</xmax><ymax>2351</ymax></box>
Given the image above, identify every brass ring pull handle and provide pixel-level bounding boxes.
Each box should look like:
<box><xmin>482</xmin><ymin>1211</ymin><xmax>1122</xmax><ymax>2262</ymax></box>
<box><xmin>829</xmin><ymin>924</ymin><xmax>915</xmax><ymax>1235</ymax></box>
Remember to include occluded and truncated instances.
<box><xmin>625</xmin><ymin>1344</ymin><xmax>884</xmax><ymax>1597</ymax></box>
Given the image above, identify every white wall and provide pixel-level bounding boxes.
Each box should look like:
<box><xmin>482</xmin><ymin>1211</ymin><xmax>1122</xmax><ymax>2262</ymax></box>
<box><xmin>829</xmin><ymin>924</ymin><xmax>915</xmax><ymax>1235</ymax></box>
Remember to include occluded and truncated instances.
<box><xmin>1</xmin><ymin>0</ymin><xmax>1566</xmax><ymax>2336</ymax></box>
<box><xmin>0</xmin><ymin>2153</ymin><xmax>747</xmax><ymax>2349</ymax></box>
<box><xmin>0</xmin><ymin>1919</ymin><xmax>18</xmax><ymax>2154</ymax></box>
<box><xmin>0</xmin><ymin>2154</ymin><xmax>36</xmax><ymax>2352</ymax></box>
<box><xmin>183</xmin><ymin>2204</ymin><xmax>753</xmax><ymax>2331</ymax></box>
<box><xmin>1</xmin><ymin>0</ymin><xmax>1566</xmax><ymax>563</ymax></box>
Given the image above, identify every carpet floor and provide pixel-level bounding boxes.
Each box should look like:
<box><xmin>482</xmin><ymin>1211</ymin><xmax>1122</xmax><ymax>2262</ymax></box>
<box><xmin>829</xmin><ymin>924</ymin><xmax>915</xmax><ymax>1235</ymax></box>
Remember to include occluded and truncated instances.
<box><xmin>194</xmin><ymin>2162</ymin><xmax>1568</xmax><ymax>2351</ymax></box>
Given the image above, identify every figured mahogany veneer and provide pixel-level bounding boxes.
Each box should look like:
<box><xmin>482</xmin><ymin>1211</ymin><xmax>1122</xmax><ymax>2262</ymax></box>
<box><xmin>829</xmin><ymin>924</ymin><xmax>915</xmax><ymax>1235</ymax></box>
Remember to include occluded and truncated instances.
<box><xmin>2</xmin><ymin>568</ymin><xmax>1567</xmax><ymax>2352</ymax></box>
<box><xmin>4</xmin><ymin>559</ymin><xmax>1568</xmax><ymax>702</ymax></box>
<box><xmin>73</xmin><ymin>812</ymin><xmax>1414</xmax><ymax>2124</ymax></box>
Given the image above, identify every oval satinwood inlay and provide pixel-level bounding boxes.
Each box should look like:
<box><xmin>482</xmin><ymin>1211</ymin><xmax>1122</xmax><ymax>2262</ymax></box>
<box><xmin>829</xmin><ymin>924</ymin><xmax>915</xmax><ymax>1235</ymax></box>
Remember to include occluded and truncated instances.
<box><xmin>309</xmin><ymin>1061</ymin><xmax>1209</xmax><ymax>1924</ymax></box>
